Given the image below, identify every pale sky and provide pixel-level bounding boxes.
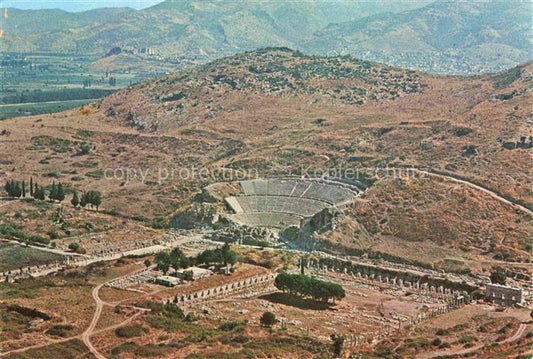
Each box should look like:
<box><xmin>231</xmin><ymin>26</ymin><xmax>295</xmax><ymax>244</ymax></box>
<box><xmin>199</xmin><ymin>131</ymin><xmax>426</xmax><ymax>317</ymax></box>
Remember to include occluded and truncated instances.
<box><xmin>0</xmin><ymin>0</ymin><xmax>165</xmax><ymax>12</ymax></box>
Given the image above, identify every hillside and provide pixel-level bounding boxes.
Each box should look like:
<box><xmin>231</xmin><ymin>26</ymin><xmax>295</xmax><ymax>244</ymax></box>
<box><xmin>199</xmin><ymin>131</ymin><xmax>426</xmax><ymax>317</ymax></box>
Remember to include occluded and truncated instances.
<box><xmin>0</xmin><ymin>48</ymin><xmax>531</xmax><ymax>273</ymax></box>
<box><xmin>1</xmin><ymin>0</ymin><xmax>429</xmax><ymax>55</ymax></box>
<box><xmin>306</xmin><ymin>0</ymin><xmax>532</xmax><ymax>74</ymax></box>
<box><xmin>1</xmin><ymin>0</ymin><xmax>530</xmax><ymax>74</ymax></box>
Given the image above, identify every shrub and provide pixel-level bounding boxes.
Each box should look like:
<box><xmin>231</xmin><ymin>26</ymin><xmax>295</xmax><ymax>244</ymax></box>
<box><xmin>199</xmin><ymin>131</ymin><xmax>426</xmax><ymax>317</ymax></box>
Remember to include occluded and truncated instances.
<box><xmin>453</xmin><ymin>126</ymin><xmax>473</xmax><ymax>137</ymax></box>
<box><xmin>458</xmin><ymin>335</ymin><xmax>477</xmax><ymax>344</ymax></box>
<box><xmin>115</xmin><ymin>324</ymin><xmax>148</xmax><ymax>338</ymax></box>
<box><xmin>68</xmin><ymin>242</ymin><xmax>80</xmax><ymax>252</ymax></box>
<box><xmin>45</xmin><ymin>324</ymin><xmax>75</xmax><ymax>337</ymax></box>
<box><xmin>260</xmin><ymin>311</ymin><xmax>276</xmax><ymax>328</ymax></box>
<box><xmin>435</xmin><ymin>328</ymin><xmax>449</xmax><ymax>336</ymax></box>
<box><xmin>47</xmin><ymin>230</ymin><xmax>59</xmax><ymax>239</ymax></box>
<box><xmin>150</xmin><ymin>215</ymin><xmax>168</xmax><ymax>229</ymax></box>
<box><xmin>432</xmin><ymin>337</ymin><xmax>442</xmax><ymax>346</ymax></box>
<box><xmin>79</xmin><ymin>143</ymin><xmax>91</xmax><ymax>155</ymax></box>
<box><xmin>218</xmin><ymin>321</ymin><xmax>243</xmax><ymax>331</ymax></box>
<box><xmin>110</xmin><ymin>342</ymin><xmax>137</xmax><ymax>355</ymax></box>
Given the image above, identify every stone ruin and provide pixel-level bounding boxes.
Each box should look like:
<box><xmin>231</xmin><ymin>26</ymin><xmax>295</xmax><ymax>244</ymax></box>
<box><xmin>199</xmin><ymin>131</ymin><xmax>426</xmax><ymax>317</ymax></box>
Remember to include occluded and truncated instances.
<box><xmin>485</xmin><ymin>284</ymin><xmax>522</xmax><ymax>306</ymax></box>
<box><xmin>210</xmin><ymin>223</ymin><xmax>276</xmax><ymax>245</ymax></box>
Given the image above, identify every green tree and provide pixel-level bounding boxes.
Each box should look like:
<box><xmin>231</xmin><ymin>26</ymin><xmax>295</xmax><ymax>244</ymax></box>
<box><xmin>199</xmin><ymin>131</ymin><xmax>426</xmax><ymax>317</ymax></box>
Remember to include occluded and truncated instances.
<box><xmin>169</xmin><ymin>247</ymin><xmax>188</xmax><ymax>271</ymax></box>
<box><xmin>274</xmin><ymin>273</ymin><xmax>345</xmax><ymax>302</ymax></box>
<box><xmin>80</xmin><ymin>192</ymin><xmax>87</xmax><ymax>207</ymax></box>
<box><xmin>12</xmin><ymin>181</ymin><xmax>22</xmax><ymax>197</ymax></box>
<box><xmin>196</xmin><ymin>248</ymin><xmax>222</xmax><ymax>266</ymax></box>
<box><xmin>56</xmin><ymin>182</ymin><xmax>65</xmax><ymax>202</ymax></box>
<box><xmin>4</xmin><ymin>180</ymin><xmax>11</xmax><ymax>196</ymax></box>
<box><xmin>71</xmin><ymin>191</ymin><xmax>79</xmax><ymax>207</ymax></box>
<box><xmin>29</xmin><ymin>177</ymin><xmax>33</xmax><ymax>197</ymax></box>
<box><xmin>490</xmin><ymin>269</ymin><xmax>507</xmax><ymax>285</ymax></box>
<box><xmin>87</xmin><ymin>190</ymin><xmax>102</xmax><ymax>210</ymax></box>
<box><xmin>155</xmin><ymin>252</ymin><xmax>171</xmax><ymax>274</ymax></box>
<box><xmin>22</xmin><ymin>180</ymin><xmax>26</xmax><ymax>197</ymax></box>
<box><xmin>34</xmin><ymin>184</ymin><xmax>45</xmax><ymax>200</ymax></box>
<box><xmin>81</xmin><ymin>190</ymin><xmax>102</xmax><ymax>210</ymax></box>
<box><xmin>221</xmin><ymin>242</ymin><xmax>237</xmax><ymax>266</ymax></box>
<box><xmin>260</xmin><ymin>311</ymin><xmax>276</xmax><ymax>328</ymax></box>
<box><xmin>49</xmin><ymin>182</ymin><xmax>57</xmax><ymax>201</ymax></box>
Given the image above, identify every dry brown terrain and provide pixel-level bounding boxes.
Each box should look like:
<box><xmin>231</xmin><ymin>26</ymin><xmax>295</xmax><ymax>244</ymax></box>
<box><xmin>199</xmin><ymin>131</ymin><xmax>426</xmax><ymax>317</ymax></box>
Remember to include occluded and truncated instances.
<box><xmin>1</xmin><ymin>48</ymin><xmax>531</xmax><ymax>273</ymax></box>
<box><xmin>1</xmin><ymin>51</ymin><xmax>532</xmax><ymax>359</ymax></box>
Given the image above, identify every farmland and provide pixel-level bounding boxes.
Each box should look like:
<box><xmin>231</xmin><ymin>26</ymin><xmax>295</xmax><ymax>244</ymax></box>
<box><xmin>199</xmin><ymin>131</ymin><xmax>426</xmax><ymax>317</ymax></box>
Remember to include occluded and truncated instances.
<box><xmin>0</xmin><ymin>241</ymin><xmax>62</xmax><ymax>272</ymax></box>
<box><xmin>0</xmin><ymin>53</ymin><xmax>166</xmax><ymax>120</ymax></box>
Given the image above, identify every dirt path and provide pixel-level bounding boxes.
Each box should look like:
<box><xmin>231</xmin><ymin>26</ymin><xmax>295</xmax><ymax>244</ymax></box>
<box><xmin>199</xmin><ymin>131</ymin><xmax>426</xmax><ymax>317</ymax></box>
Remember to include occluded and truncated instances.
<box><xmin>423</xmin><ymin>322</ymin><xmax>529</xmax><ymax>358</ymax></box>
<box><xmin>81</xmin><ymin>283</ymin><xmax>106</xmax><ymax>359</ymax></box>
<box><xmin>504</xmin><ymin>323</ymin><xmax>528</xmax><ymax>343</ymax></box>
<box><xmin>81</xmin><ymin>266</ymin><xmax>150</xmax><ymax>359</ymax></box>
<box><xmin>1</xmin><ymin>266</ymin><xmax>149</xmax><ymax>358</ymax></box>
<box><xmin>415</xmin><ymin>169</ymin><xmax>532</xmax><ymax>216</ymax></box>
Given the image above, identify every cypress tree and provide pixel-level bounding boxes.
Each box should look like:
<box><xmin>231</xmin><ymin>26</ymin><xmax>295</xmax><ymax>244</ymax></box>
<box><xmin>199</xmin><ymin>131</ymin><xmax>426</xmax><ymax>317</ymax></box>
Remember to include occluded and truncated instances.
<box><xmin>71</xmin><ymin>191</ymin><xmax>79</xmax><ymax>208</ymax></box>
<box><xmin>30</xmin><ymin>177</ymin><xmax>34</xmax><ymax>197</ymax></box>
<box><xmin>80</xmin><ymin>192</ymin><xmax>87</xmax><ymax>208</ymax></box>
<box><xmin>50</xmin><ymin>182</ymin><xmax>57</xmax><ymax>201</ymax></box>
<box><xmin>56</xmin><ymin>182</ymin><xmax>65</xmax><ymax>202</ymax></box>
<box><xmin>22</xmin><ymin>180</ymin><xmax>26</xmax><ymax>198</ymax></box>
<box><xmin>34</xmin><ymin>184</ymin><xmax>45</xmax><ymax>201</ymax></box>
<box><xmin>13</xmin><ymin>181</ymin><xmax>22</xmax><ymax>197</ymax></box>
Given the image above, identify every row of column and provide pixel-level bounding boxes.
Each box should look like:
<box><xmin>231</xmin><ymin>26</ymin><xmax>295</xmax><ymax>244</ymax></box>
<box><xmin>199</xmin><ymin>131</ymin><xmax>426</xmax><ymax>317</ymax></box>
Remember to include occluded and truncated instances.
<box><xmin>167</xmin><ymin>273</ymin><xmax>277</xmax><ymax>305</ymax></box>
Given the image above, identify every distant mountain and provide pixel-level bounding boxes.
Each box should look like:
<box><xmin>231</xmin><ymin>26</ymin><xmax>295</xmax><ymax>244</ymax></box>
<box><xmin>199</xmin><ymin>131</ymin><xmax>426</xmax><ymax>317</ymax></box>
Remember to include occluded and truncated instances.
<box><xmin>1</xmin><ymin>0</ymin><xmax>429</xmax><ymax>53</ymax></box>
<box><xmin>306</xmin><ymin>0</ymin><xmax>532</xmax><ymax>74</ymax></box>
<box><xmin>0</xmin><ymin>0</ymin><xmax>530</xmax><ymax>74</ymax></box>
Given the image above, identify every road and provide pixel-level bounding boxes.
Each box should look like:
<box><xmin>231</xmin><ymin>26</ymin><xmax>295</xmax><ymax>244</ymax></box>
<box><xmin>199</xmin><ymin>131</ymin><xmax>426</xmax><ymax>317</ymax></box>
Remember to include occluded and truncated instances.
<box><xmin>81</xmin><ymin>266</ymin><xmax>152</xmax><ymax>359</ymax></box>
<box><xmin>81</xmin><ymin>283</ymin><xmax>106</xmax><ymax>359</ymax></box>
<box><xmin>424</xmin><ymin>322</ymin><xmax>529</xmax><ymax>358</ymax></box>
<box><xmin>1</xmin><ymin>266</ymin><xmax>150</xmax><ymax>358</ymax></box>
<box><xmin>414</xmin><ymin>169</ymin><xmax>532</xmax><ymax>216</ymax></box>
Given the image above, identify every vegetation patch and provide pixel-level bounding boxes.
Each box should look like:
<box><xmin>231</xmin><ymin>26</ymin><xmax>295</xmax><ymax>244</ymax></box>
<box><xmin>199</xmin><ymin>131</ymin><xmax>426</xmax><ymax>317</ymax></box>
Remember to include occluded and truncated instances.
<box><xmin>115</xmin><ymin>324</ymin><xmax>148</xmax><ymax>338</ymax></box>
<box><xmin>45</xmin><ymin>324</ymin><xmax>75</xmax><ymax>337</ymax></box>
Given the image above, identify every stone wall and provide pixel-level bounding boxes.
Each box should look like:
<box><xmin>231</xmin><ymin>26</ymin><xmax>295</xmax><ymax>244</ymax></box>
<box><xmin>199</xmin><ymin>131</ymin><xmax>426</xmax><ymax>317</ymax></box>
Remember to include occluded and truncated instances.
<box><xmin>165</xmin><ymin>273</ymin><xmax>277</xmax><ymax>305</ymax></box>
<box><xmin>486</xmin><ymin>284</ymin><xmax>522</xmax><ymax>306</ymax></box>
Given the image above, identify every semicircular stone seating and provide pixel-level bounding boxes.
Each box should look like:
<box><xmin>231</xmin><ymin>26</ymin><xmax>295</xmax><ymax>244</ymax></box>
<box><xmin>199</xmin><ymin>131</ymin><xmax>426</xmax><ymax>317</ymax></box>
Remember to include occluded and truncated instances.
<box><xmin>225</xmin><ymin>178</ymin><xmax>358</xmax><ymax>229</ymax></box>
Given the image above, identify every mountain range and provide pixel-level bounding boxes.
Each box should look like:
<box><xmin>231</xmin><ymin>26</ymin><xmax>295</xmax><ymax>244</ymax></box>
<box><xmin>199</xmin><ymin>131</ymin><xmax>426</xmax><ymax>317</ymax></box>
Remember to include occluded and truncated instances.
<box><xmin>1</xmin><ymin>0</ymin><xmax>530</xmax><ymax>74</ymax></box>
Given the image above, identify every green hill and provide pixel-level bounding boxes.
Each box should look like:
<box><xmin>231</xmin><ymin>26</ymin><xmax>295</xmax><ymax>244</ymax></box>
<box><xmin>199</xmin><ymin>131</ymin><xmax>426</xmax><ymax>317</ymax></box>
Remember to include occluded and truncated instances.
<box><xmin>305</xmin><ymin>1</ymin><xmax>532</xmax><ymax>74</ymax></box>
<box><xmin>0</xmin><ymin>0</ymin><xmax>530</xmax><ymax>74</ymax></box>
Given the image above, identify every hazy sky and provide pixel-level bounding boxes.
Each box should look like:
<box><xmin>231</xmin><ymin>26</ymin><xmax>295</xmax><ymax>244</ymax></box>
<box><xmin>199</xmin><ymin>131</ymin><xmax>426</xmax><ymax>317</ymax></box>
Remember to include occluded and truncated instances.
<box><xmin>0</xmin><ymin>0</ymin><xmax>165</xmax><ymax>12</ymax></box>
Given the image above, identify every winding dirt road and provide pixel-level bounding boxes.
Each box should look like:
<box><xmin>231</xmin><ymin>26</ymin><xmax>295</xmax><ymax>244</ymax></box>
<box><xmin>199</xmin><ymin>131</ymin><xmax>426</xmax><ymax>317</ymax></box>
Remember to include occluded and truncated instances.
<box><xmin>414</xmin><ymin>169</ymin><xmax>532</xmax><ymax>216</ymax></box>
<box><xmin>81</xmin><ymin>266</ymin><xmax>152</xmax><ymax>359</ymax></box>
<box><xmin>81</xmin><ymin>283</ymin><xmax>106</xmax><ymax>359</ymax></box>
<box><xmin>1</xmin><ymin>267</ymin><xmax>149</xmax><ymax>358</ymax></box>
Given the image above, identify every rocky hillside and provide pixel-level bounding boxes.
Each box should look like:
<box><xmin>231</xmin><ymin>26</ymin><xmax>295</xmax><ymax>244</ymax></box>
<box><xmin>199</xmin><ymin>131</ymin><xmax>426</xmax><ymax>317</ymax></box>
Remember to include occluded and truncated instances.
<box><xmin>0</xmin><ymin>49</ymin><xmax>531</xmax><ymax>272</ymax></box>
<box><xmin>97</xmin><ymin>47</ymin><xmax>532</xmax><ymax>202</ymax></box>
